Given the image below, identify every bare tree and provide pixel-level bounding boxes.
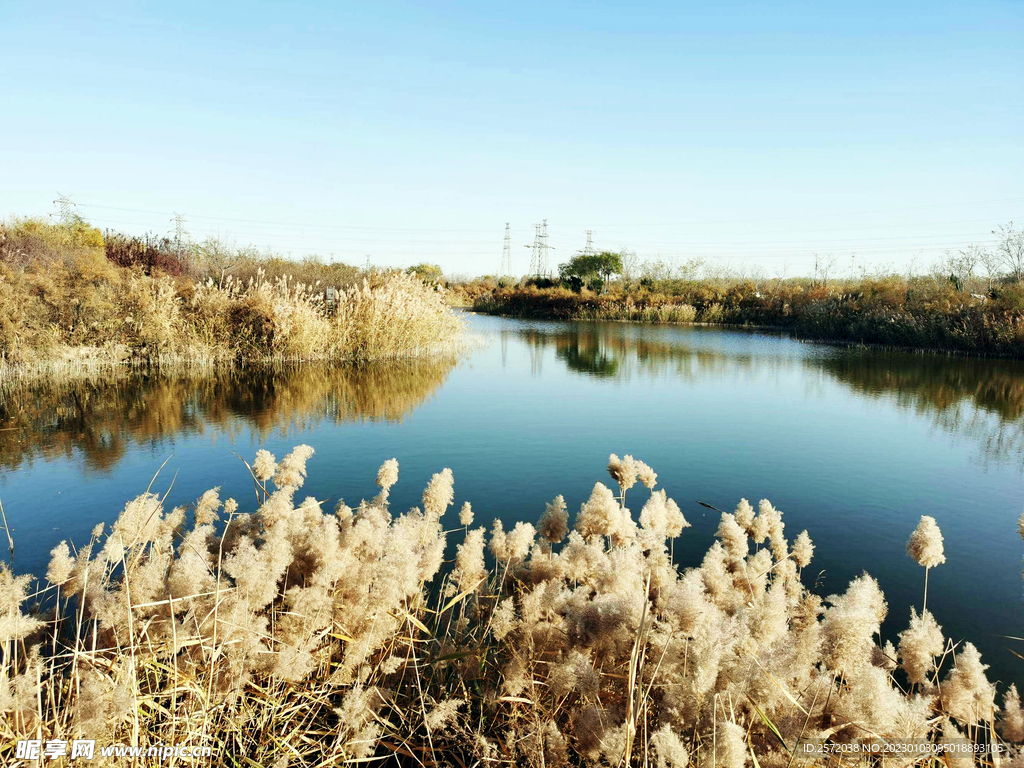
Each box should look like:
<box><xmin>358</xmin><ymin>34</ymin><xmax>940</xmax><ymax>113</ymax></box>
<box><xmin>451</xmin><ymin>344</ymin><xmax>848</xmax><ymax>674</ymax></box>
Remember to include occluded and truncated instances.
<box><xmin>675</xmin><ymin>257</ymin><xmax>704</xmax><ymax>280</ymax></box>
<box><xmin>941</xmin><ymin>247</ymin><xmax>980</xmax><ymax>291</ymax></box>
<box><xmin>993</xmin><ymin>222</ymin><xmax>1024</xmax><ymax>282</ymax></box>
<box><xmin>619</xmin><ymin>248</ymin><xmax>640</xmax><ymax>288</ymax></box>
<box><xmin>813</xmin><ymin>253</ymin><xmax>836</xmax><ymax>287</ymax></box>
<box><xmin>976</xmin><ymin>245</ymin><xmax>1002</xmax><ymax>291</ymax></box>
<box><xmin>906</xmin><ymin>253</ymin><xmax>921</xmax><ymax>280</ymax></box>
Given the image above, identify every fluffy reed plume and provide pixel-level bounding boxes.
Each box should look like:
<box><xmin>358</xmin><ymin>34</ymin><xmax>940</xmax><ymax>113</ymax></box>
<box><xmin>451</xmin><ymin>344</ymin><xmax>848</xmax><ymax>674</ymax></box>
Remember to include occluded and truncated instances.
<box><xmin>907</xmin><ymin>514</ymin><xmax>946</xmax><ymax>611</ymax></box>
<box><xmin>897</xmin><ymin>608</ymin><xmax>944</xmax><ymax>686</ymax></box>
<box><xmin>0</xmin><ymin>450</ymin><xmax>1020</xmax><ymax>766</ymax></box>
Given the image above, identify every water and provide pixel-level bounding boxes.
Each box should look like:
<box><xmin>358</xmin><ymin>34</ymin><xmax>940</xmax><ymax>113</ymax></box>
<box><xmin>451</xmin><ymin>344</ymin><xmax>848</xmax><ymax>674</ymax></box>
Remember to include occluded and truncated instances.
<box><xmin>2</xmin><ymin>312</ymin><xmax>1023</xmax><ymax>684</ymax></box>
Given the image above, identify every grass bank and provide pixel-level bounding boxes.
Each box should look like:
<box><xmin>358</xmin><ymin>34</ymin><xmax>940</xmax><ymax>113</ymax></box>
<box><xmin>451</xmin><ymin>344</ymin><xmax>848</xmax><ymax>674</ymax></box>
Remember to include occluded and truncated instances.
<box><xmin>0</xmin><ymin>218</ymin><xmax>463</xmax><ymax>377</ymax></box>
<box><xmin>471</xmin><ymin>280</ymin><xmax>1024</xmax><ymax>358</ymax></box>
<box><xmin>0</xmin><ymin>448</ymin><xmax>1019</xmax><ymax>765</ymax></box>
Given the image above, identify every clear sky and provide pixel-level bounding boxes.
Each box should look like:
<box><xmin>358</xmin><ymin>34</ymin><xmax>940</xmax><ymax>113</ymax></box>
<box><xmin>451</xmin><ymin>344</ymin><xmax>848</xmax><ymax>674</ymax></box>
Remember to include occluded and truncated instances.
<box><xmin>1</xmin><ymin>1</ymin><xmax>1022</xmax><ymax>277</ymax></box>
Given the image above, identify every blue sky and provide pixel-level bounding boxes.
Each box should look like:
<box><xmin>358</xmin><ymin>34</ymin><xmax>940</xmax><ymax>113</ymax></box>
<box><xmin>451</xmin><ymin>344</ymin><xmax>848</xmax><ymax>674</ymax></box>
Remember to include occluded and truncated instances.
<box><xmin>1</xmin><ymin>1</ymin><xmax>1022</xmax><ymax>276</ymax></box>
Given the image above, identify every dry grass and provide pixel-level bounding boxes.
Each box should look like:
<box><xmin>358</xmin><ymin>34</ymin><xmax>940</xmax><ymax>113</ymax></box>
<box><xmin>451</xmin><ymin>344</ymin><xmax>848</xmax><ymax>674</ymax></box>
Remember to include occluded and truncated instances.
<box><xmin>0</xmin><ymin>450</ymin><xmax>1018</xmax><ymax>766</ymax></box>
<box><xmin>0</xmin><ymin>218</ymin><xmax>464</xmax><ymax>375</ymax></box>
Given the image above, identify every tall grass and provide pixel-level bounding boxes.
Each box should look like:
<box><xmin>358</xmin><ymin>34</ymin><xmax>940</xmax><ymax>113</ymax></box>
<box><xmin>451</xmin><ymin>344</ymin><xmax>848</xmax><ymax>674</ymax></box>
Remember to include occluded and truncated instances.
<box><xmin>0</xmin><ymin>218</ymin><xmax>463</xmax><ymax>374</ymax></box>
<box><xmin>0</xmin><ymin>450</ymin><xmax>1018</xmax><ymax>765</ymax></box>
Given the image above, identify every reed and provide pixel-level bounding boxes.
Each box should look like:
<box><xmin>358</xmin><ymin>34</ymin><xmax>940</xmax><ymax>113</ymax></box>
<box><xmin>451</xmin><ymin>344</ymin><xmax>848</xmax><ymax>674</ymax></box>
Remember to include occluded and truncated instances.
<box><xmin>0</xmin><ymin>218</ymin><xmax>464</xmax><ymax>375</ymax></box>
<box><xmin>0</xmin><ymin>449</ymin><xmax>1017</xmax><ymax>765</ymax></box>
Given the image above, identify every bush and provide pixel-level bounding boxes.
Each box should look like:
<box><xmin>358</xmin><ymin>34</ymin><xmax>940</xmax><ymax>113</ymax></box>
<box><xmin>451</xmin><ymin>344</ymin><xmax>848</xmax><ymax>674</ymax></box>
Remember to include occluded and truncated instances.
<box><xmin>105</xmin><ymin>232</ymin><xmax>193</xmax><ymax>277</ymax></box>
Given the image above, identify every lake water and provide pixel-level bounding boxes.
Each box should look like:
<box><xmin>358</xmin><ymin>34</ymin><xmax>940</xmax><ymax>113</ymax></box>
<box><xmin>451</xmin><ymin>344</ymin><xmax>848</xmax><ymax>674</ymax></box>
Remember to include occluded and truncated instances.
<box><xmin>2</xmin><ymin>312</ymin><xmax>1023</xmax><ymax>684</ymax></box>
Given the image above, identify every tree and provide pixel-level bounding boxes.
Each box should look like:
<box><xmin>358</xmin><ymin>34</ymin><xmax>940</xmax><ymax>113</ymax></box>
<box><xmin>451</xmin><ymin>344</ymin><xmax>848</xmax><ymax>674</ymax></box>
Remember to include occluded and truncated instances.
<box><xmin>941</xmin><ymin>247</ymin><xmax>979</xmax><ymax>291</ymax></box>
<box><xmin>558</xmin><ymin>251</ymin><xmax>623</xmax><ymax>292</ymax></box>
<box><xmin>813</xmin><ymin>253</ymin><xmax>836</xmax><ymax>287</ymax></box>
<box><xmin>407</xmin><ymin>263</ymin><xmax>444</xmax><ymax>282</ymax></box>
<box><xmin>977</xmin><ymin>246</ymin><xmax>1002</xmax><ymax>291</ymax></box>
<box><xmin>619</xmin><ymin>248</ymin><xmax>640</xmax><ymax>288</ymax></box>
<box><xmin>993</xmin><ymin>222</ymin><xmax>1024</xmax><ymax>282</ymax></box>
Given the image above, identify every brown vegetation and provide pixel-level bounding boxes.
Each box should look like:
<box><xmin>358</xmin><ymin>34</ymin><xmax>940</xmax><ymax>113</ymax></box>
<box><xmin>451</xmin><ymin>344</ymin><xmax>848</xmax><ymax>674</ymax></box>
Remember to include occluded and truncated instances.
<box><xmin>0</xmin><ymin>450</ymin><xmax>1018</xmax><ymax>765</ymax></box>
<box><xmin>472</xmin><ymin>278</ymin><xmax>1024</xmax><ymax>357</ymax></box>
<box><xmin>0</xmin><ymin>217</ymin><xmax>463</xmax><ymax>373</ymax></box>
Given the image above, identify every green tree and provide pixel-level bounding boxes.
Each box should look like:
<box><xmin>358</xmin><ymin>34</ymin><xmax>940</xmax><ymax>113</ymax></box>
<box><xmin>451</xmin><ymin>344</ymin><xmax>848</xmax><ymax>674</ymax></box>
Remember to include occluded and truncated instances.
<box><xmin>407</xmin><ymin>263</ymin><xmax>444</xmax><ymax>282</ymax></box>
<box><xmin>558</xmin><ymin>251</ymin><xmax>623</xmax><ymax>292</ymax></box>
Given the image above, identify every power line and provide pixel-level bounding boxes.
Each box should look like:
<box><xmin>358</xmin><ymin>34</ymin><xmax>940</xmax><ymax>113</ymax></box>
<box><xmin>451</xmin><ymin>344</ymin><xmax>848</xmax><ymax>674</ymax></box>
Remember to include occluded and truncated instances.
<box><xmin>72</xmin><ymin>193</ymin><xmax>1024</xmax><ymax>230</ymax></box>
<box><xmin>77</xmin><ymin>214</ymin><xmax>999</xmax><ymax>257</ymax></box>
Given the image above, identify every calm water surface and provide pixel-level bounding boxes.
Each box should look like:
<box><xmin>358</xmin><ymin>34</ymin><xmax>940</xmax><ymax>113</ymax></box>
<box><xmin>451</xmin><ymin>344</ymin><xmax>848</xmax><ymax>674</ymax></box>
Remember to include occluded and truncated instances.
<box><xmin>2</xmin><ymin>313</ymin><xmax>1023</xmax><ymax>683</ymax></box>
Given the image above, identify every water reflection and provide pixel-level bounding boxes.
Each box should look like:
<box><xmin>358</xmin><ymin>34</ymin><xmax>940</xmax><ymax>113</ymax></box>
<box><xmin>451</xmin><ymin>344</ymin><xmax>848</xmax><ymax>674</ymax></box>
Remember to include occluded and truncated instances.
<box><xmin>515</xmin><ymin>325</ymin><xmax>772</xmax><ymax>381</ymax></box>
<box><xmin>0</xmin><ymin>358</ymin><xmax>456</xmax><ymax>472</ymax></box>
<box><xmin>5</xmin><ymin>320</ymin><xmax>1024</xmax><ymax>475</ymax></box>
<box><xmin>820</xmin><ymin>351</ymin><xmax>1024</xmax><ymax>466</ymax></box>
<box><xmin>511</xmin><ymin>324</ymin><xmax>1024</xmax><ymax>466</ymax></box>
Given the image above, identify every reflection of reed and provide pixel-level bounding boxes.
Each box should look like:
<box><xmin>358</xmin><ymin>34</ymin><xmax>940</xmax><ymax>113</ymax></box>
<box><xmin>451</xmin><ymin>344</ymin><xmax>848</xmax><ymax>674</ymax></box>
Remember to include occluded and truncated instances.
<box><xmin>819</xmin><ymin>352</ymin><xmax>1024</xmax><ymax>421</ymax></box>
<box><xmin>0</xmin><ymin>359</ymin><xmax>456</xmax><ymax>472</ymax></box>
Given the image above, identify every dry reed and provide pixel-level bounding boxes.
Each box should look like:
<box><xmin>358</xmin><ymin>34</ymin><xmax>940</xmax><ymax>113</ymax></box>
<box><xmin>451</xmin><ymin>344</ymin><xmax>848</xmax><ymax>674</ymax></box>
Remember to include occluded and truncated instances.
<box><xmin>0</xmin><ymin>450</ymin><xmax>1019</xmax><ymax>766</ymax></box>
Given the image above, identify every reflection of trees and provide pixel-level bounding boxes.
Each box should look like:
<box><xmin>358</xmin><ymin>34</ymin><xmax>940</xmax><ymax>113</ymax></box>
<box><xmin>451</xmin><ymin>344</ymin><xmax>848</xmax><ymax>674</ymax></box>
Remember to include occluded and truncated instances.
<box><xmin>514</xmin><ymin>326</ymin><xmax>760</xmax><ymax>382</ymax></box>
<box><xmin>0</xmin><ymin>359</ymin><xmax>456</xmax><ymax>473</ymax></box>
<box><xmin>550</xmin><ymin>329</ymin><xmax>620</xmax><ymax>377</ymax></box>
<box><xmin>517</xmin><ymin>323</ymin><xmax>1024</xmax><ymax>466</ymax></box>
<box><xmin>819</xmin><ymin>351</ymin><xmax>1024</xmax><ymax>467</ymax></box>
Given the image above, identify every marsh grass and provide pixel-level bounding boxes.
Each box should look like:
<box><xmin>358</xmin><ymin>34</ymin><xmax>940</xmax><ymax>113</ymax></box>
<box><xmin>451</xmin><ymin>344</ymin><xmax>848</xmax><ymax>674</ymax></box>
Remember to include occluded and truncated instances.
<box><xmin>0</xmin><ymin>450</ymin><xmax>1019</xmax><ymax>766</ymax></box>
<box><xmin>0</xmin><ymin>218</ymin><xmax>463</xmax><ymax>375</ymax></box>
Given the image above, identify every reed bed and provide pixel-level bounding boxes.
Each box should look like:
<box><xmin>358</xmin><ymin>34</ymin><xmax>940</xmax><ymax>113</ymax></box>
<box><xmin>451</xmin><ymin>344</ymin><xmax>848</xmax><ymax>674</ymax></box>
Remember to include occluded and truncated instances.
<box><xmin>0</xmin><ymin>449</ymin><xmax>1019</xmax><ymax>766</ymax></box>
<box><xmin>0</xmin><ymin>218</ymin><xmax>464</xmax><ymax>376</ymax></box>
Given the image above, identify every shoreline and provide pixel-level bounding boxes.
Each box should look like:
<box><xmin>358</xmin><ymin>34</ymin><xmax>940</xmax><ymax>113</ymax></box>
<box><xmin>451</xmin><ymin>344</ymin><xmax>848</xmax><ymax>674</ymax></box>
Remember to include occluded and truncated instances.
<box><xmin>0</xmin><ymin>344</ymin><xmax>464</xmax><ymax>384</ymax></box>
<box><xmin>468</xmin><ymin>307</ymin><xmax>1024</xmax><ymax>361</ymax></box>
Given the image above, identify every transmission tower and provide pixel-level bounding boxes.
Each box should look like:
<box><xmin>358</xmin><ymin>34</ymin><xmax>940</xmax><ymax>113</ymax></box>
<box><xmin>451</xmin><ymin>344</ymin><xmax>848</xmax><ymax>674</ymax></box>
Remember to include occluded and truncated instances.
<box><xmin>499</xmin><ymin>222</ymin><xmax>513</xmax><ymax>276</ymax></box>
<box><xmin>52</xmin><ymin>193</ymin><xmax>77</xmax><ymax>225</ymax></box>
<box><xmin>170</xmin><ymin>213</ymin><xmax>189</xmax><ymax>257</ymax></box>
<box><xmin>525</xmin><ymin>223</ymin><xmax>541</xmax><ymax>277</ymax></box>
<box><xmin>524</xmin><ymin>219</ymin><xmax>554</xmax><ymax>278</ymax></box>
<box><xmin>539</xmin><ymin>219</ymin><xmax>553</xmax><ymax>276</ymax></box>
<box><xmin>583</xmin><ymin>230</ymin><xmax>594</xmax><ymax>256</ymax></box>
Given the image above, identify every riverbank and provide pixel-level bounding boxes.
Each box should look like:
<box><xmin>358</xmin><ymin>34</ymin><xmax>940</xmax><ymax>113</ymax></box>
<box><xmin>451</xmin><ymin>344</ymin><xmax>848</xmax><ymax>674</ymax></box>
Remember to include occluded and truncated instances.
<box><xmin>472</xmin><ymin>283</ymin><xmax>1024</xmax><ymax>358</ymax></box>
<box><xmin>0</xmin><ymin>218</ymin><xmax>463</xmax><ymax>378</ymax></box>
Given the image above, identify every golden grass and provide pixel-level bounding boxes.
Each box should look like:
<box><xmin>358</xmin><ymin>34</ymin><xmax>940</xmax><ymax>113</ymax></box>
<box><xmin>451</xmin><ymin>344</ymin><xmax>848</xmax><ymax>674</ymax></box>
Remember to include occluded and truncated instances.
<box><xmin>0</xmin><ymin>450</ymin><xmax>1017</xmax><ymax>766</ymax></box>
<box><xmin>0</xmin><ymin>218</ymin><xmax>464</xmax><ymax>376</ymax></box>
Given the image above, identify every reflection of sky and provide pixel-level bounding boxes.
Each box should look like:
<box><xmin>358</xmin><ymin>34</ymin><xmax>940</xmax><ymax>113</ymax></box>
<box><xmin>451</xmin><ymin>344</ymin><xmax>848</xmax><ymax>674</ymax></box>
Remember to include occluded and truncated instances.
<box><xmin>2</xmin><ymin>313</ymin><xmax>1024</xmax><ymax>685</ymax></box>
